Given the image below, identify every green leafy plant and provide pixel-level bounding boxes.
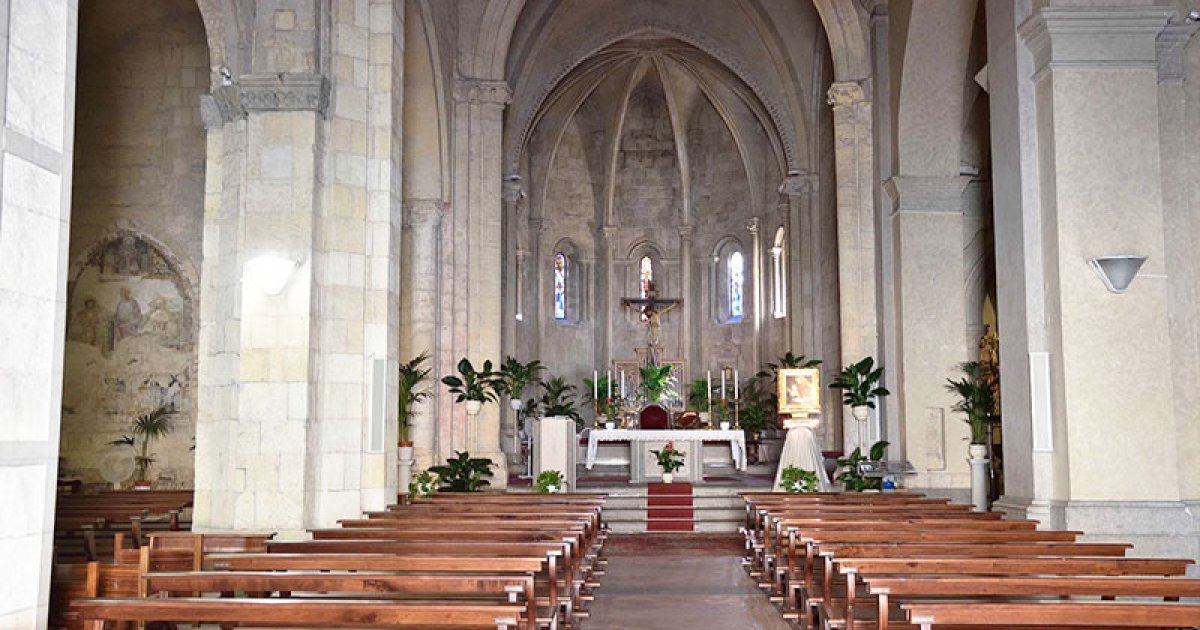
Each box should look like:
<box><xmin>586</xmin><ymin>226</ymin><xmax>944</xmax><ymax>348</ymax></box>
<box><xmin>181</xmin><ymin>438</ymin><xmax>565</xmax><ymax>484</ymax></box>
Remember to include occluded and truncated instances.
<box><xmin>829</xmin><ymin>357</ymin><xmax>890</xmax><ymax>408</ymax></box>
<box><xmin>650</xmin><ymin>442</ymin><xmax>686</xmax><ymax>474</ymax></box>
<box><xmin>441</xmin><ymin>358</ymin><xmax>498</xmax><ymax>404</ymax></box>
<box><xmin>835</xmin><ymin>440</ymin><xmax>890</xmax><ymax>492</ymax></box>
<box><xmin>408</xmin><ymin>469</ymin><xmax>439</xmax><ymax>498</ymax></box>
<box><xmin>685</xmin><ymin>378</ymin><xmax>711</xmax><ymax>411</ymax></box>
<box><xmin>751</xmin><ymin>352</ymin><xmax>823</xmax><ymax>411</ymax></box>
<box><xmin>110</xmin><ymin>404</ymin><xmax>176</xmax><ymax>483</ymax></box>
<box><xmin>582</xmin><ymin>374</ymin><xmax>619</xmax><ymax>418</ymax></box>
<box><xmin>638</xmin><ymin>364</ymin><xmax>675</xmax><ymax>403</ymax></box>
<box><xmin>534</xmin><ymin>470</ymin><xmax>565</xmax><ymax>493</ymax></box>
<box><xmin>429</xmin><ymin>451</ymin><xmax>494</xmax><ymax>492</ymax></box>
<box><xmin>780</xmin><ymin>466</ymin><xmax>819</xmax><ymax>493</ymax></box>
<box><xmin>945</xmin><ymin>361</ymin><xmax>996</xmax><ymax>445</ymax></box>
<box><xmin>738</xmin><ymin>402</ymin><xmax>769</xmax><ymax>434</ymax></box>
<box><xmin>538</xmin><ymin>377</ymin><xmax>583</xmax><ymax>429</ymax></box>
<box><xmin>492</xmin><ymin>356</ymin><xmax>544</xmax><ymax>403</ymax></box>
<box><xmin>397</xmin><ymin>352</ymin><xmax>433</xmax><ymax>443</ymax></box>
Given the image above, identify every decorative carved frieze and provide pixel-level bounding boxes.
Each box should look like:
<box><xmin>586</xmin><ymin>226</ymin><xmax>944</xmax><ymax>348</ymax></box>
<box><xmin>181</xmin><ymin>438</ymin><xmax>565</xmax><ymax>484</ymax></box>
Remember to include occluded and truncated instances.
<box><xmin>778</xmin><ymin>172</ymin><xmax>818</xmax><ymax>197</ymax></box>
<box><xmin>239</xmin><ymin>73</ymin><xmax>331</xmax><ymax>115</ymax></box>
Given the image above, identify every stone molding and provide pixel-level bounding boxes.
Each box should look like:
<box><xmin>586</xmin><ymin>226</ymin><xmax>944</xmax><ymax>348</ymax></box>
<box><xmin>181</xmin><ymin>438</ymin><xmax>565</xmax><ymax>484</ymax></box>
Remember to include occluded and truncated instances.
<box><xmin>454</xmin><ymin>77</ymin><xmax>512</xmax><ymax>106</ymax></box>
<box><xmin>403</xmin><ymin>199</ymin><xmax>445</xmax><ymax>229</ymax></box>
<box><xmin>746</xmin><ymin>216</ymin><xmax>761</xmax><ymax>234</ymax></box>
<box><xmin>1157</xmin><ymin>23</ymin><xmax>1199</xmax><ymax>83</ymax></box>
<box><xmin>883</xmin><ymin>175</ymin><xmax>973</xmax><ymax>215</ymax></box>
<box><xmin>778</xmin><ymin>172</ymin><xmax>818</xmax><ymax>196</ymax></box>
<box><xmin>199</xmin><ymin>73</ymin><xmax>331</xmax><ymax>128</ymax></box>
<box><xmin>1019</xmin><ymin>7</ymin><xmax>1171</xmax><ymax>76</ymax></box>
<box><xmin>826</xmin><ymin>80</ymin><xmax>868</xmax><ymax>108</ymax></box>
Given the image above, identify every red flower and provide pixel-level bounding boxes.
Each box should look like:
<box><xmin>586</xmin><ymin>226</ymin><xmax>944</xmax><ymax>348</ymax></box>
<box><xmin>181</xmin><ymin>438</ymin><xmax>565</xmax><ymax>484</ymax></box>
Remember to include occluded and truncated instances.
<box><xmin>665</xmin><ymin>442</ymin><xmax>674</xmax><ymax>450</ymax></box>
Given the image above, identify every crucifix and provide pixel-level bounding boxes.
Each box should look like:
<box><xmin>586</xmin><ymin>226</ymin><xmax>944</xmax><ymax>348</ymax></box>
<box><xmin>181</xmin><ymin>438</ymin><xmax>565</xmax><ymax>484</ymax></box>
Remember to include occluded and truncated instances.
<box><xmin>621</xmin><ymin>280</ymin><xmax>681</xmax><ymax>365</ymax></box>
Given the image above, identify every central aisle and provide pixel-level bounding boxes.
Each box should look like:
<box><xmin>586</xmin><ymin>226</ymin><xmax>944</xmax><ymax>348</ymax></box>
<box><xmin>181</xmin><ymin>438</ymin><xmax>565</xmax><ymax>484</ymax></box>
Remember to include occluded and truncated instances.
<box><xmin>582</xmin><ymin>534</ymin><xmax>791</xmax><ymax>629</ymax></box>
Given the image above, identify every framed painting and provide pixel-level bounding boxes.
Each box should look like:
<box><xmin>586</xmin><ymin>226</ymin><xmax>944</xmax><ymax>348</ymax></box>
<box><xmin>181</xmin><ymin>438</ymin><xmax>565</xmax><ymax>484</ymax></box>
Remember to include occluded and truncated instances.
<box><xmin>778</xmin><ymin>367</ymin><xmax>821</xmax><ymax>415</ymax></box>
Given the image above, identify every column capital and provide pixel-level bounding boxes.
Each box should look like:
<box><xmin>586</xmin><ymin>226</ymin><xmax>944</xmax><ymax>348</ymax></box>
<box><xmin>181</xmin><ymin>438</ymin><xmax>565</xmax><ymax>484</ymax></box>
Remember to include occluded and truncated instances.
<box><xmin>529</xmin><ymin>217</ymin><xmax>545</xmax><ymax>234</ymax></box>
<box><xmin>882</xmin><ymin>175</ymin><xmax>973</xmax><ymax>215</ymax></box>
<box><xmin>677</xmin><ymin>224</ymin><xmax>694</xmax><ymax>242</ymax></box>
<box><xmin>778</xmin><ymin>172</ymin><xmax>819</xmax><ymax>196</ymax></box>
<box><xmin>826</xmin><ymin>80</ymin><xmax>869</xmax><ymax>108</ymax></box>
<box><xmin>601</xmin><ymin>225</ymin><xmax>619</xmax><ymax>241</ymax></box>
<box><xmin>199</xmin><ymin>73</ymin><xmax>331</xmax><ymax>128</ymax></box>
<box><xmin>515</xmin><ymin>248</ymin><xmax>529</xmax><ymax>262</ymax></box>
<box><xmin>454</xmin><ymin>77</ymin><xmax>512</xmax><ymax>106</ymax></box>
<box><xmin>1019</xmin><ymin>7</ymin><xmax>1171</xmax><ymax>75</ymax></box>
<box><xmin>1157</xmin><ymin>23</ymin><xmax>1199</xmax><ymax>83</ymax></box>
<box><xmin>746</xmin><ymin>216</ymin><xmax>761</xmax><ymax>235</ymax></box>
<box><xmin>404</xmin><ymin>198</ymin><xmax>446</xmax><ymax>228</ymax></box>
<box><xmin>502</xmin><ymin>176</ymin><xmax>525</xmax><ymax>203</ymax></box>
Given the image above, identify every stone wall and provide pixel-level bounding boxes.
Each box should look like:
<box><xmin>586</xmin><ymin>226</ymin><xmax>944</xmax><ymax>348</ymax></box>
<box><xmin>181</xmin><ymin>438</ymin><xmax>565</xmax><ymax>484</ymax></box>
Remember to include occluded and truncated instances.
<box><xmin>59</xmin><ymin>0</ymin><xmax>207</xmax><ymax>487</ymax></box>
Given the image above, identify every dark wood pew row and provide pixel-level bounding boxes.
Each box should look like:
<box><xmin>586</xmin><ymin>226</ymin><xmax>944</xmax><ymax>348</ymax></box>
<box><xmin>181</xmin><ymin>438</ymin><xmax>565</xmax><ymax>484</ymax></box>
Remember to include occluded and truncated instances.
<box><xmin>53</xmin><ymin>491</ymin><xmax>193</xmax><ymax>563</ymax></box>
<box><xmin>741</xmin><ymin>492</ymin><xmax>1199</xmax><ymax>630</ymax></box>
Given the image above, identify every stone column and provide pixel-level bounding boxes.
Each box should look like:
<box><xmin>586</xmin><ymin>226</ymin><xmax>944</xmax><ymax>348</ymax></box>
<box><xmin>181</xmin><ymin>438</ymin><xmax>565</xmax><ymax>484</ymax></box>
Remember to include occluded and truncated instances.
<box><xmin>601</xmin><ymin>225</ymin><xmax>619</xmax><ymax>365</ymax></box>
<box><xmin>1020</xmin><ymin>6</ymin><xmax>1189</xmax><ymax>558</ymax></box>
<box><xmin>529</xmin><ymin>217</ymin><xmax>545</xmax><ymax>359</ymax></box>
<box><xmin>677</xmin><ymin>224</ymin><xmax>694</xmax><ymax>369</ymax></box>
<box><xmin>746</xmin><ymin>217</ymin><xmax>763</xmax><ymax>371</ymax></box>
<box><xmin>0</xmin><ymin>1</ymin><xmax>79</xmax><ymax>625</ymax></box>
<box><xmin>403</xmin><ymin>199</ymin><xmax>444</xmax><ymax>471</ymax></box>
<box><xmin>447</xmin><ymin>77</ymin><xmax>511</xmax><ymax>486</ymax></box>
<box><xmin>502</xmin><ymin>178</ymin><xmax>524</xmax><ymax>466</ymax></box>
<box><xmin>883</xmin><ymin>175</ymin><xmax>972</xmax><ymax>486</ymax></box>
<box><xmin>827</xmin><ymin>81</ymin><xmax>880</xmax><ymax>370</ymax></box>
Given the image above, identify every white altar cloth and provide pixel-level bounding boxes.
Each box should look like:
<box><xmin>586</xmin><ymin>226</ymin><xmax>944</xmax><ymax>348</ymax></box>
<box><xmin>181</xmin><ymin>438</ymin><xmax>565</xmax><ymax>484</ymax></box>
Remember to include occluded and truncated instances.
<box><xmin>585</xmin><ymin>429</ymin><xmax>747</xmax><ymax>471</ymax></box>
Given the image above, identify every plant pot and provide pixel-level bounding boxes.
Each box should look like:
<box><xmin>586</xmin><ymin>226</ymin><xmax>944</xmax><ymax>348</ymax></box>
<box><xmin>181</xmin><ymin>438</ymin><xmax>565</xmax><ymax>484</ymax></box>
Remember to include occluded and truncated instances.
<box><xmin>510</xmin><ymin>398</ymin><xmax>524</xmax><ymax>411</ymax></box>
<box><xmin>545</xmin><ymin>484</ymin><xmax>558</xmax><ymax>494</ymax></box>
<box><xmin>698</xmin><ymin>412</ymin><xmax>711</xmax><ymax>424</ymax></box>
<box><xmin>133</xmin><ymin>480</ymin><xmax>152</xmax><ymax>491</ymax></box>
<box><xmin>605</xmin><ymin>421</ymin><xmax>616</xmax><ymax>430</ymax></box>
<box><xmin>719</xmin><ymin>421</ymin><xmax>731</xmax><ymax>431</ymax></box>
<box><xmin>464</xmin><ymin>400</ymin><xmax>483</xmax><ymax>416</ymax></box>
<box><xmin>397</xmin><ymin>443</ymin><xmax>415</xmax><ymax>496</ymax></box>
<box><xmin>851</xmin><ymin>406</ymin><xmax>870</xmax><ymax>422</ymax></box>
<box><xmin>968</xmin><ymin>443</ymin><xmax>988</xmax><ymax>460</ymax></box>
<box><xmin>661</xmin><ymin>472</ymin><xmax>673</xmax><ymax>484</ymax></box>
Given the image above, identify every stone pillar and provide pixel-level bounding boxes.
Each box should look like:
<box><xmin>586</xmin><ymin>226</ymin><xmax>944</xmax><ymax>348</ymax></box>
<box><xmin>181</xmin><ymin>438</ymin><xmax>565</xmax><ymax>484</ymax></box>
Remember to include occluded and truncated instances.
<box><xmin>0</xmin><ymin>1</ymin><xmax>79</xmax><ymax>625</ymax></box>
<box><xmin>746</xmin><ymin>217</ymin><xmax>763</xmax><ymax>372</ymax></box>
<box><xmin>501</xmin><ymin>178</ymin><xmax>523</xmax><ymax>466</ymax></box>
<box><xmin>677</xmin><ymin>224</ymin><xmax>694</xmax><ymax>371</ymax></box>
<box><xmin>827</xmin><ymin>81</ymin><xmax>880</xmax><ymax>369</ymax></box>
<box><xmin>601</xmin><ymin>225</ymin><xmax>618</xmax><ymax>365</ymax></box>
<box><xmin>1020</xmin><ymin>6</ymin><xmax>1190</xmax><ymax>560</ymax></box>
<box><xmin>403</xmin><ymin>199</ymin><xmax>444</xmax><ymax>471</ymax></box>
<box><xmin>447</xmin><ymin>77</ymin><xmax>510</xmax><ymax>486</ymax></box>
<box><xmin>884</xmin><ymin>175</ymin><xmax>973</xmax><ymax>487</ymax></box>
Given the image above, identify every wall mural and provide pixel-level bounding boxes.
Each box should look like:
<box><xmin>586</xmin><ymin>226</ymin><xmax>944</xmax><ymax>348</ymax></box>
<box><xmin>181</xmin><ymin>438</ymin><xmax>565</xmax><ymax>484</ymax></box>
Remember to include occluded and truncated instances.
<box><xmin>61</xmin><ymin>232</ymin><xmax>195</xmax><ymax>488</ymax></box>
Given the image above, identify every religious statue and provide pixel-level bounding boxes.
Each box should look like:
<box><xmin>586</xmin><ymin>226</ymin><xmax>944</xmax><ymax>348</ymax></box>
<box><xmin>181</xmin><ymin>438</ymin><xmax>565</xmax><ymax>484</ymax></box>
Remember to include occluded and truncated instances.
<box><xmin>621</xmin><ymin>280</ymin><xmax>680</xmax><ymax>364</ymax></box>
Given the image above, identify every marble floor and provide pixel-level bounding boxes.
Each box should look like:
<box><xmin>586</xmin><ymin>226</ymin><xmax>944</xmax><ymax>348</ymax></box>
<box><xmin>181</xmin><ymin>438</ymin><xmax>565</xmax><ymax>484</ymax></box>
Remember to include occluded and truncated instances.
<box><xmin>582</xmin><ymin>535</ymin><xmax>791</xmax><ymax>629</ymax></box>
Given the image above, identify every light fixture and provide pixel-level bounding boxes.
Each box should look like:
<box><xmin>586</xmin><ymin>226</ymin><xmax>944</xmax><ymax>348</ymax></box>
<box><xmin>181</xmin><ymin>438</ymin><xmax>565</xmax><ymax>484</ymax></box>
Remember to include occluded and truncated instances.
<box><xmin>1089</xmin><ymin>255</ymin><xmax>1147</xmax><ymax>294</ymax></box>
<box><xmin>244</xmin><ymin>254</ymin><xmax>298</xmax><ymax>296</ymax></box>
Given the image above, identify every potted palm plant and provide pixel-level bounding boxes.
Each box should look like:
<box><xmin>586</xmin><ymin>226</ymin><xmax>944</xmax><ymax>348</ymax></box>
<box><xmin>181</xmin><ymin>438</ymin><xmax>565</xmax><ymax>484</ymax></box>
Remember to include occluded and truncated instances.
<box><xmin>638</xmin><ymin>364</ymin><xmax>674</xmax><ymax>403</ymax></box>
<box><xmin>110</xmin><ymin>405</ymin><xmax>176</xmax><ymax>490</ymax></box>
<box><xmin>397</xmin><ymin>352</ymin><xmax>432</xmax><ymax>495</ymax></box>
<box><xmin>493</xmin><ymin>356</ymin><xmax>544</xmax><ymax>412</ymax></box>
<box><xmin>946</xmin><ymin>361</ymin><xmax>996</xmax><ymax>511</ymax></box>
<box><xmin>429</xmin><ymin>451</ymin><xmax>494</xmax><ymax>492</ymax></box>
<box><xmin>441</xmin><ymin>358</ymin><xmax>498</xmax><ymax>416</ymax></box>
<box><xmin>829</xmin><ymin>357</ymin><xmax>890</xmax><ymax>437</ymax></box>
<box><xmin>538</xmin><ymin>377</ymin><xmax>583</xmax><ymax>430</ymax></box>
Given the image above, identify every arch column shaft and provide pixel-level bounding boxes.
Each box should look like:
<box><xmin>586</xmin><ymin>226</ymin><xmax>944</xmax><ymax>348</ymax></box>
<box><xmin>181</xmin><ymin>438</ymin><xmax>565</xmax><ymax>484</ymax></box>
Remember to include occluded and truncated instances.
<box><xmin>402</xmin><ymin>200</ymin><xmax>444</xmax><ymax>471</ymax></box>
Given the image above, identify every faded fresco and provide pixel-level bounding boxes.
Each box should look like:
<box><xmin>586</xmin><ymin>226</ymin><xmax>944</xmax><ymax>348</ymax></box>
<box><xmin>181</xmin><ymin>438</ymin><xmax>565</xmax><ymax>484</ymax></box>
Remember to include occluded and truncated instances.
<box><xmin>60</xmin><ymin>233</ymin><xmax>195</xmax><ymax>488</ymax></box>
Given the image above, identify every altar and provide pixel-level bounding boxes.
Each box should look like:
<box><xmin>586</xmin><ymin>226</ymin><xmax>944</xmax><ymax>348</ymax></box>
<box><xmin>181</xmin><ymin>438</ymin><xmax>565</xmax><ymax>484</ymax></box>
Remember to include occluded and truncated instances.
<box><xmin>584</xmin><ymin>429</ymin><xmax>747</xmax><ymax>484</ymax></box>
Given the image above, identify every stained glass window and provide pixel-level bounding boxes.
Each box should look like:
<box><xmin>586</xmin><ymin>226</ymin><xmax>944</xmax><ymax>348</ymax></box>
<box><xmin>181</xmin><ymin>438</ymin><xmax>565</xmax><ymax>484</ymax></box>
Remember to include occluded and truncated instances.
<box><xmin>639</xmin><ymin>255</ymin><xmax>653</xmax><ymax>298</ymax></box>
<box><xmin>554</xmin><ymin>252</ymin><xmax>567</xmax><ymax>320</ymax></box>
<box><xmin>729</xmin><ymin>251</ymin><xmax>744</xmax><ymax>320</ymax></box>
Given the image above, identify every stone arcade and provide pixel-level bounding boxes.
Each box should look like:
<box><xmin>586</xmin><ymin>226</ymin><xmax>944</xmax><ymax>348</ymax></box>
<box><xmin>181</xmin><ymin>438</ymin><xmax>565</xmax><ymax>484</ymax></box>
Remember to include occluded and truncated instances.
<box><xmin>3</xmin><ymin>0</ymin><xmax>1200</xmax><ymax>627</ymax></box>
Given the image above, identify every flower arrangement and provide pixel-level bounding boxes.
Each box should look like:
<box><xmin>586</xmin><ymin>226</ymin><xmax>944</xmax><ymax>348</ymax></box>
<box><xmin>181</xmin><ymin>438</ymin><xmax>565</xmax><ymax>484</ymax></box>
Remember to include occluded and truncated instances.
<box><xmin>780</xmin><ymin>466</ymin><xmax>819</xmax><ymax>493</ymax></box>
<box><xmin>408</xmin><ymin>469</ymin><xmax>439</xmax><ymax>498</ymax></box>
<box><xmin>650</xmin><ymin>442</ymin><xmax>686</xmax><ymax>473</ymax></box>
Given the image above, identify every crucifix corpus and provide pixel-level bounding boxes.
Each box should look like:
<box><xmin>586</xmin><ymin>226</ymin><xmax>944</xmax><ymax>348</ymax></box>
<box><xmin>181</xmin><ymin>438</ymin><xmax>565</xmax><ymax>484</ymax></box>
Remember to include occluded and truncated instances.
<box><xmin>621</xmin><ymin>280</ymin><xmax>681</xmax><ymax>365</ymax></box>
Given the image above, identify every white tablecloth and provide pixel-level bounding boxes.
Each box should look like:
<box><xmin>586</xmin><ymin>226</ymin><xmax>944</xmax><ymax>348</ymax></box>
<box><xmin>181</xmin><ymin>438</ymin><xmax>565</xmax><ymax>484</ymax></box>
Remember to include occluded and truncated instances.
<box><xmin>585</xmin><ymin>429</ymin><xmax>746</xmax><ymax>470</ymax></box>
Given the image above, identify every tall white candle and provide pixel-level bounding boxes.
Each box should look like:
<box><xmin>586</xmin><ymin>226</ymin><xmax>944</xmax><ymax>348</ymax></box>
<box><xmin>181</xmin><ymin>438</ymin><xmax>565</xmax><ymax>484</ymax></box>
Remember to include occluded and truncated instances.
<box><xmin>593</xmin><ymin>370</ymin><xmax>598</xmax><ymax>402</ymax></box>
<box><xmin>721</xmin><ymin>370</ymin><xmax>726</xmax><ymax>400</ymax></box>
<box><xmin>734</xmin><ymin>370</ymin><xmax>739</xmax><ymax>399</ymax></box>
<box><xmin>707</xmin><ymin>370</ymin><xmax>712</xmax><ymax>404</ymax></box>
<box><xmin>620</xmin><ymin>371</ymin><xmax>625</xmax><ymax>399</ymax></box>
<box><xmin>607</xmin><ymin>370</ymin><xmax>612</xmax><ymax>399</ymax></box>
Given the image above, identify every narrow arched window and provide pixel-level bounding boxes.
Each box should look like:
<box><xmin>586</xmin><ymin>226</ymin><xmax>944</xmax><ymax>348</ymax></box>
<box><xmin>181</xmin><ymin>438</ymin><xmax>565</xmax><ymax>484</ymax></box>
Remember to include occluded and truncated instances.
<box><xmin>729</xmin><ymin>251</ymin><xmax>745</xmax><ymax>321</ymax></box>
<box><xmin>771</xmin><ymin>227</ymin><xmax>786</xmax><ymax>319</ymax></box>
<box><xmin>554</xmin><ymin>252</ymin><xmax>567</xmax><ymax>320</ymax></box>
<box><xmin>639</xmin><ymin>255</ymin><xmax>653</xmax><ymax>299</ymax></box>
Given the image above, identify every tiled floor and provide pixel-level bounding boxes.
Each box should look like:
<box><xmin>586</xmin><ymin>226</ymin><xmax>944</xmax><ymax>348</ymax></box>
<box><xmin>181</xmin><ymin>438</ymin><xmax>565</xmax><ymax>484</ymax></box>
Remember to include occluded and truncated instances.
<box><xmin>582</xmin><ymin>535</ymin><xmax>791</xmax><ymax>629</ymax></box>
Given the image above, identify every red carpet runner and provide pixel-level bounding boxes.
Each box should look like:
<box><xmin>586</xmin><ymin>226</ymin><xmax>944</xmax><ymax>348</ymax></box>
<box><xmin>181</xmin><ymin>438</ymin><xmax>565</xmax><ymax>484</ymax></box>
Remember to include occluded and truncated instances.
<box><xmin>646</xmin><ymin>482</ymin><xmax>694</xmax><ymax>532</ymax></box>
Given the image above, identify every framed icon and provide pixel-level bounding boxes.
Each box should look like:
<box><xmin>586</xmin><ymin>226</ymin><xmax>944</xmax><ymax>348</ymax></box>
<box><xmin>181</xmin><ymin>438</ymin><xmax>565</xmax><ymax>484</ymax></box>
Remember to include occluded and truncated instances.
<box><xmin>778</xmin><ymin>367</ymin><xmax>821</xmax><ymax>415</ymax></box>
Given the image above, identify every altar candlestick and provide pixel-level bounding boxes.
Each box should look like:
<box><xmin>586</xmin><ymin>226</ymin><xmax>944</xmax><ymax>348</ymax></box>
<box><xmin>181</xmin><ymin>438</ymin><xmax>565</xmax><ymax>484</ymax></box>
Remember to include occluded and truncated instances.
<box><xmin>607</xmin><ymin>370</ymin><xmax>612</xmax><ymax>399</ymax></box>
<box><xmin>620</xmin><ymin>371</ymin><xmax>625</xmax><ymax>399</ymax></box>
<box><xmin>734</xmin><ymin>370</ymin><xmax>739</xmax><ymax>399</ymax></box>
<box><xmin>593</xmin><ymin>370</ymin><xmax>598</xmax><ymax>402</ymax></box>
<box><xmin>706</xmin><ymin>370</ymin><xmax>712</xmax><ymax>404</ymax></box>
<box><xmin>721</xmin><ymin>370</ymin><xmax>726</xmax><ymax>400</ymax></box>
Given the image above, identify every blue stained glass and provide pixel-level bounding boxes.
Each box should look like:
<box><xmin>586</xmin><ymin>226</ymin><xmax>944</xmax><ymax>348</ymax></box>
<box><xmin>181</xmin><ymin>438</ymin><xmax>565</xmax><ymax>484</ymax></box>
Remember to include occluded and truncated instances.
<box><xmin>729</xmin><ymin>251</ymin><xmax>744</xmax><ymax>320</ymax></box>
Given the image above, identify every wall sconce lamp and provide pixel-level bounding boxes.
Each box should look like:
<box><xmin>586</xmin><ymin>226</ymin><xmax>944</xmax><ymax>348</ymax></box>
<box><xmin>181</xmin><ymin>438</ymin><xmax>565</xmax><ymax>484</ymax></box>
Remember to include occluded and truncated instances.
<box><xmin>244</xmin><ymin>254</ymin><xmax>299</xmax><ymax>296</ymax></box>
<box><xmin>1089</xmin><ymin>255</ymin><xmax>1147</xmax><ymax>294</ymax></box>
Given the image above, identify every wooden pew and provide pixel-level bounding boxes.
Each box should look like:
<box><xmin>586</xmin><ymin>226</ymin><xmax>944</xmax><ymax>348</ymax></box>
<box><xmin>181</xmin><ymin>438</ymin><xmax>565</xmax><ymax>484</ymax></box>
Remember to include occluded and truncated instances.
<box><xmin>73</xmin><ymin>597</ymin><xmax>525</xmax><ymax>630</ymax></box>
<box><xmin>900</xmin><ymin>601</ymin><xmax>1200</xmax><ymax>629</ymax></box>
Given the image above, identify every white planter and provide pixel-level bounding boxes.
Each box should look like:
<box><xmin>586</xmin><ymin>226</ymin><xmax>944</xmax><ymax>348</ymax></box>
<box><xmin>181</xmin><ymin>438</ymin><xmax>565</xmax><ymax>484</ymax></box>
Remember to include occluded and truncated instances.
<box><xmin>719</xmin><ymin>421</ymin><xmax>731</xmax><ymax>431</ymax></box>
<box><xmin>545</xmin><ymin>484</ymin><xmax>558</xmax><ymax>494</ymax></box>
<box><xmin>698</xmin><ymin>412</ymin><xmax>711</xmax><ymax>424</ymax></box>
<box><xmin>968</xmin><ymin>443</ymin><xmax>990</xmax><ymax>512</ymax></box>
<box><xmin>465</xmin><ymin>400</ymin><xmax>483</xmax><ymax>416</ymax></box>
<box><xmin>510</xmin><ymin>398</ymin><xmax>524</xmax><ymax>411</ymax></box>
<box><xmin>397</xmin><ymin>445</ymin><xmax>414</xmax><ymax>496</ymax></box>
<box><xmin>851</xmin><ymin>406</ymin><xmax>870</xmax><ymax>422</ymax></box>
<box><xmin>968</xmin><ymin>443</ymin><xmax>988</xmax><ymax>459</ymax></box>
<box><xmin>605</xmin><ymin>421</ymin><xmax>616</xmax><ymax>430</ymax></box>
<box><xmin>661</xmin><ymin>472</ymin><xmax>674</xmax><ymax>484</ymax></box>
